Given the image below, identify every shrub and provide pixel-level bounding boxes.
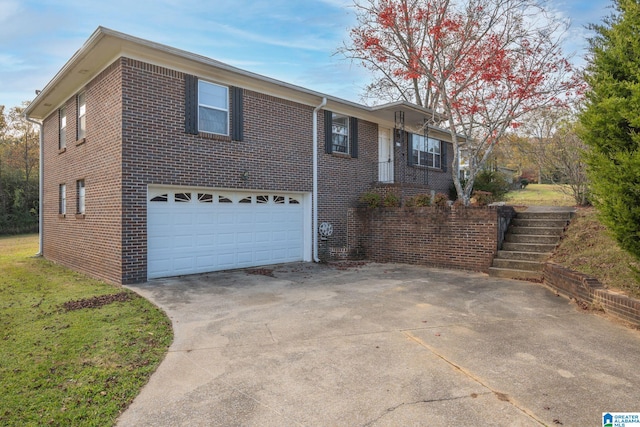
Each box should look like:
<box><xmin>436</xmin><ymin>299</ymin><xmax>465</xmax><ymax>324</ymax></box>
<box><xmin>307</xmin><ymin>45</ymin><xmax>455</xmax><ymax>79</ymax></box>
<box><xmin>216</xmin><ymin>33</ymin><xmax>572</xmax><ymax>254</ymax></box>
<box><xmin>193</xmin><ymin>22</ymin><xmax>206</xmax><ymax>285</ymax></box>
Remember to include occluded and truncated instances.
<box><xmin>452</xmin><ymin>199</ymin><xmax>466</xmax><ymax>208</ymax></box>
<box><xmin>473</xmin><ymin>170</ymin><xmax>511</xmax><ymax>200</ymax></box>
<box><xmin>383</xmin><ymin>193</ymin><xmax>401</xmax><ymax>207</ymax></box>
<box><xmin>359</xmin><ymin>192</ymin><xmax>382</xmax><ymax>208</ymax></box>
<box><xmin>416</xmin><ymin>194</ymin><xmax>432</xmax><ymax>207</ymax></box>
<box><xmin>472</xmin><ymin>190</ymin><xmax>493</xmax><ymax>206</ymax></box>
<box><xmin>433</xmin><ymin>193</ymin><xmax>450</xmax><ymax>208</ymax></box>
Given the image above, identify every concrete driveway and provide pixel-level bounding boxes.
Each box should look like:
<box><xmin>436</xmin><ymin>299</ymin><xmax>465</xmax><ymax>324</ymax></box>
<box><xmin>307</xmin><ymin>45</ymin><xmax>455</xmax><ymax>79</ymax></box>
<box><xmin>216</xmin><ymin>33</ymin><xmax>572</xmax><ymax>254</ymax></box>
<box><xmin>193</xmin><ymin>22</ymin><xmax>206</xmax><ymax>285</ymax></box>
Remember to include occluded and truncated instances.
<box><xmin>119</xmin><ymin>262</ymin><xmax>640</xmax><ymax>426</ymax></box>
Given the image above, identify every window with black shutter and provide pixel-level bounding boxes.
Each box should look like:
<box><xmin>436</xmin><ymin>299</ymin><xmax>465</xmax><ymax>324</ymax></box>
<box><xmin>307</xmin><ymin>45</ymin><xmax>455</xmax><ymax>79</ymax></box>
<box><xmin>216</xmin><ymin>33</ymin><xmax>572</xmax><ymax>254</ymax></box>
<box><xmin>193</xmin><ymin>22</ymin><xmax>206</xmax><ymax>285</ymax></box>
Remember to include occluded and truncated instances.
<box><xmin>184</xmin><ymin>75</ymin><xmax>242</xmax><ymax>140</ymax></box>
<box><xmin>324</xmin><ymin>110</ymin><xmax>357</xmax><ymax>158</ymax></box>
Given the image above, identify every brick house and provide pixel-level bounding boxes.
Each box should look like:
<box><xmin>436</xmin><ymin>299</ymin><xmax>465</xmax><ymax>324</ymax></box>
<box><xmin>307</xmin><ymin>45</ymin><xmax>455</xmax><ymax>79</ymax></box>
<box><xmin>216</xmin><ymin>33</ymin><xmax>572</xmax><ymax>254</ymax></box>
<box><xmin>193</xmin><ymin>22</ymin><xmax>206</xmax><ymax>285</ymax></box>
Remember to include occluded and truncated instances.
<box><xmin>25</xmin><ymin>27</ymin><xmax>458</xmax><ymax>284</ymax></box>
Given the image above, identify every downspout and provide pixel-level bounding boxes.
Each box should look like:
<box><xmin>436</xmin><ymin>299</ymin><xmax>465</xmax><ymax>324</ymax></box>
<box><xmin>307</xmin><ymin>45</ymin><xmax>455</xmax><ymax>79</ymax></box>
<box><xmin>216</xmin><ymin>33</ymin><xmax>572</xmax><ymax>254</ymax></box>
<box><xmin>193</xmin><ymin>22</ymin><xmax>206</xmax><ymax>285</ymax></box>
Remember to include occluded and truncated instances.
<box><xmin>24</xmin><ymin>114</ymin><xmax>44</xmax><ymax>257</ymax></box>
<box><xmin>312</xmin><ymin>97</ymin><xmax>327</xmax><ymax>263</ymax></box>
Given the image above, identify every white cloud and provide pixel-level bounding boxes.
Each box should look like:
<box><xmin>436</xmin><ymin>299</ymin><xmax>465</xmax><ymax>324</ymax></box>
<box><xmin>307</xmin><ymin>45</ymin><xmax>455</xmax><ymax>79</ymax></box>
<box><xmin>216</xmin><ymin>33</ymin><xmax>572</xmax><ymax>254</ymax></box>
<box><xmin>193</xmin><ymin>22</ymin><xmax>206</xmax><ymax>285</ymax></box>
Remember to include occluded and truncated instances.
<box><xmin>0</xmin><ymin>53</ymin><xmax>34</xmax><ymax>72</ymax></box>
<box><xmin>316</xmin><ymin>0</ymin><xmax>352</xmax><ymax>8</ymax></box>
<box><xmin>212</xmin><ymin>23</ymin><xmax>335</xmax><ymax>52</ymax></box>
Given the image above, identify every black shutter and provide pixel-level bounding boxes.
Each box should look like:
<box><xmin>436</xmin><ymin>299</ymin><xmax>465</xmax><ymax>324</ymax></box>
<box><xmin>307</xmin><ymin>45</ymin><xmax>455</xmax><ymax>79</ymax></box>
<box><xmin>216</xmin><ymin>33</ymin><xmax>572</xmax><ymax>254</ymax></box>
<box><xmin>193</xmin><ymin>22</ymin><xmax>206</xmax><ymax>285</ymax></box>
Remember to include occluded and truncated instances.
<box><xmin>231</xmin><ymin>86</ymin><xmax>244</xmax><ymax>141</ymax></box>
<box><xmin>324</xmin><ymin>110</ymin><xmax>333</xmax><ymax>154</ymax></box>
<box><xmin>406</xmin><ymin>131</ymin><xmax>414</xmax><ymax>166</ymax></box>
<box><xmin>441</xmin><ymin>141</ymin><xmax>448</xmax><ymax>172</ymax></box>
<box><xmin>349</xmin><ymin>117</ymin><xmax>358</xmax><ymax>158</ymax></box>
<box><xmin>184</xmin><ymin>74</ymin><xmax>198</xmax><ymax>135</ymax></box>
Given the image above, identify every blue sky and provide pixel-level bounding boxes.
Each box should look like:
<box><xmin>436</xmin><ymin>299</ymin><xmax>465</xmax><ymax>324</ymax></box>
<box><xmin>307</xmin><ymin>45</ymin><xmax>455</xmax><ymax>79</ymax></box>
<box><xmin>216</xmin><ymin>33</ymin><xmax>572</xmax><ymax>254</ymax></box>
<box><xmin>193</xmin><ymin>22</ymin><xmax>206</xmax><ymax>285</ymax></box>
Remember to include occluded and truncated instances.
<box><xmin>0</xmin><ymin>0</ymin><xmax>614</xmax><ymax>110</ymax></box>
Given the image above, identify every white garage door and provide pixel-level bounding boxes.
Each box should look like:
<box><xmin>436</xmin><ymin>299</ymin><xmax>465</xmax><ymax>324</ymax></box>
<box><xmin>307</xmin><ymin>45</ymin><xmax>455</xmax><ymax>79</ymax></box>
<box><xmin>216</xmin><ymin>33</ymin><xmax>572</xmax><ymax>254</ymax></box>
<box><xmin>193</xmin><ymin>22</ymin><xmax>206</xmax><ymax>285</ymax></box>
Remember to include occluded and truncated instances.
<box><xmin>147</xmin><ymin>187</ymin><xmax>308</xmax><ymax>279</ymax></box>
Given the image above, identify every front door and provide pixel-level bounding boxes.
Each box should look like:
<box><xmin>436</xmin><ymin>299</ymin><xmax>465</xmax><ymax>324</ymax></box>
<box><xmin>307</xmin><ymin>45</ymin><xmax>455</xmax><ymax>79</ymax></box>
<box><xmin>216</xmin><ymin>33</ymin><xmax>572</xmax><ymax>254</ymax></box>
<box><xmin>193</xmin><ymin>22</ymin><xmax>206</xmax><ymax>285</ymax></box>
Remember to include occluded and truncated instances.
<box><xmin>378</xmin><ymin>128</ymin><xmax>394</xmax><ymax>183</ymax></box>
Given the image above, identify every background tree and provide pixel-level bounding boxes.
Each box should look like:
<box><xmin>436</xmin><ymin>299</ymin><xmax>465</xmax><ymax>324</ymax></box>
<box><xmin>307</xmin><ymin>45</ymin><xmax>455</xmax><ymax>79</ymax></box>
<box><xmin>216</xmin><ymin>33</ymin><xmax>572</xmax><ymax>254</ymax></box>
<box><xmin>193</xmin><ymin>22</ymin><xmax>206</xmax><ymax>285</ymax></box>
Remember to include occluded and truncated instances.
<box><xmin>341</xmin><ymin>0</ymin><xmax>581</xmax><ymax>204</ymax></box>
<box><xmin>518</xmin><ymin>106</ymin><xmax>566</xmax><ymax>184</ymax></box>
<box><xmin>545</xmin><ymin>120</ymin><xmax>590</xmax><ymax>206</ymax></box>
<box><xmin>0</xmin><ymin>105</ymin><xmax>7</xmax><ymax>218</ymax></box>
<box><xmin>492</xmin><ymin>133</ymin><xmax>538</xmax><ymax>182</ymax></box>
<box><xmin>0</xmin><ymin>102</ymin><xmax>39</xmax><ymax>234</ymax></box>
<box><xmin>579</xmin><ymin>0</ymin><xmax>640</xmax><ymax>260</ymax></box>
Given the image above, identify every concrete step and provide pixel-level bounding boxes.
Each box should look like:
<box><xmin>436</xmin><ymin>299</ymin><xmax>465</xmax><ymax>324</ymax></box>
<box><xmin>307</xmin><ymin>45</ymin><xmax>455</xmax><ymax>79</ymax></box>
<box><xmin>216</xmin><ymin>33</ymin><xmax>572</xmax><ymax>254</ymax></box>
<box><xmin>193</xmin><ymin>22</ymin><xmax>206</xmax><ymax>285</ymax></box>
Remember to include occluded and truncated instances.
<box><xmin>509</xmin><ymin>226</ymin><xmax>565</xmax><ymax>236</ymax></box>
<box><xmin>488</xmin><ymin>267</ymin><xmax>543</xmax><ymax>281</ymax></box>
<box><xmin>495</xmin><ymin>250</ymin><xmax>552</xmax><ymax>261</ymax></box>
<box><xmin>511</xmin><ymin>218</ymin><xmax>570</xmax><ymax>228</ymax></box>
<box><xmin>504</xmin><ymin>234</ymin><xmax>561</xmax><ymax>244</ymax></box>
<box><xmin>491</xmin><ymin>258</ymin><xmax>544</xmax><ymax>271</ymax></box>
<box><xmin>516</xmin><ymin>211</ymin><xmax>573</xmax><ymax>220</ymax></box>
<box><xmin>501</xmin><ymin>242</ymin><xmax>557</xmax><ymax>253</ymax></box>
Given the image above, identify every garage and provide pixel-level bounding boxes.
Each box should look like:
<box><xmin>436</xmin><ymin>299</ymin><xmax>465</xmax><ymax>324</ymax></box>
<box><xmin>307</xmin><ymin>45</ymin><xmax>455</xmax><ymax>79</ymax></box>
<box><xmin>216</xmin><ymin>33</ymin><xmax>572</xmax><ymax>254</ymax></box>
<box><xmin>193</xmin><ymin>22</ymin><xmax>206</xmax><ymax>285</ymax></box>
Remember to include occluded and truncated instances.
<box><xmin>147</xmin><ymin>186</ymin><xmax>310</xmax><ymax>279</ymax></box>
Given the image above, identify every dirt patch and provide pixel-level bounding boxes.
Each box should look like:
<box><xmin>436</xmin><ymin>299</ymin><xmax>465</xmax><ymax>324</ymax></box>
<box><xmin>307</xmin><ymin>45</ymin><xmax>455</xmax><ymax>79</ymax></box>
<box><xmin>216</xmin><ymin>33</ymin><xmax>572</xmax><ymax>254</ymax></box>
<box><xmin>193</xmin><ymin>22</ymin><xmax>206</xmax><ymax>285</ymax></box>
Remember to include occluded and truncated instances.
<box><xmin>329</xmin><ymin>261</ymin><xmax>369</xmax><ymax>271</ymax></box>
<box><xmin>246</xmin><ymin>268</ymin><xmax>275</xmax><ymax>277</ymax></box>
<box><xmin>62</xmin><ymin>292</ymin><xmax>131</xmax><ymax>311</ymax></box>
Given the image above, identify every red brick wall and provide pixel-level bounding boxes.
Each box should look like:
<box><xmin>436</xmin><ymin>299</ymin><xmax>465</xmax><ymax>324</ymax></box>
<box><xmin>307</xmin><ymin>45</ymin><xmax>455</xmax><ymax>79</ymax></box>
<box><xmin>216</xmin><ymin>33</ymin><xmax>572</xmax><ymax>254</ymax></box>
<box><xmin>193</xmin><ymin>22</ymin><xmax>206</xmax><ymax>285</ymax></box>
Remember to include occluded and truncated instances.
<box><xmin>119</xmin><ymin>58</ymin><xmax>322</xmax><ymax>282</ymax></box>
<box><xmin>392</xmin><ymin>136</ymin><xmax>454</xmax><ymax>195</ymax></box>
<box><xmin>318</xmin><ymin>115</ymin><xmax>378</xmax><ymax>249</ymax></box>
<box><xmin>544</xmin><ymin>263</ymin><xmax>640</xmax><ymax>326</ymax></box>
<box><xmin>349</xmin><ymin>206</ymin><xmax>513</xmax><ymax>272</ymax></box>
<box><xmin>119</xmin><ymin>58</ymin><xmax>380</xmax><ymax>282</ymax></box>
<box><xmin>42</xmin><ymin>61</ymin><xmax>123</xmax><ymax>284</ymax></box>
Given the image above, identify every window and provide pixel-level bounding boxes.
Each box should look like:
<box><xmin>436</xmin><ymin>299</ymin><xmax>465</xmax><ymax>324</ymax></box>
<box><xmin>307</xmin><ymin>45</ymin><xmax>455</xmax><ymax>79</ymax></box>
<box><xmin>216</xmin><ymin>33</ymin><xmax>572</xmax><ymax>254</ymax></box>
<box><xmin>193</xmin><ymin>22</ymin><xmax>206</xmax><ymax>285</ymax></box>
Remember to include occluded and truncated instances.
<box><xmin>77</xmin><ymin>92</ymin><xmax>86</xmax><ymax>141</ymax></box>
<box><xmin>175</xmin><ymin>192</ymin><xmax>191</xmax><ymax>202</ymax></box>
<box><xmin>76</xmin><ymin>180</ymin><xmax>85</xmax><ymax>214</ymax></box>
<box><xmin>411</xmin><ymin>134</ymin><xmax>441</xmax><ymax>169</ymax></box>
<box><xmin>198</xmin><ymin>80</ymin><xmax>228</xmax><ymax>135</ymax></box>
<box><xmin>59</xmin><ymin>107</ymin><xmax>66</xmax><ymax>150</ymax></box>
<box><xmin>198</xmin><ymin>193</ymin><xmax>213</xmax><ymax>203</ymax></box>
<box><xmin>331</xmin><ymin>113</ymin><xmax>349</xmax><ymax>153</ymax></box>
<box><xmin>324</xmin><ymin>110</ymin><xmax>358</xmax><ymax>157</ymax></box>
<box><xmin>59</xmin><ymin>184</ymin><xmax>66</xmax><ymax>215</ymax></box>
<box><xmin>150</xmin><ymin>194</ymin><xmax>168</xmax><ymax>202</ymax></box>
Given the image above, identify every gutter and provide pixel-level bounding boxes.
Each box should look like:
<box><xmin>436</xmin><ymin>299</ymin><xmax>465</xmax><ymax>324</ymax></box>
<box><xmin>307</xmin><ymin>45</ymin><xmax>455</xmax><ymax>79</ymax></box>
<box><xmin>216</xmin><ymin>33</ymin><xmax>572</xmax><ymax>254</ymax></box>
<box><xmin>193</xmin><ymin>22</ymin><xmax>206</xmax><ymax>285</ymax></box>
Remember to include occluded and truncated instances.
<box><xmin>312</xmin><ymin>97</ymin><xmax>327</xmax><ymax>263</ymax></box>
<box><xmin>24</xmin><ymin>114</ymin><xmax>44</xmax><ymax>257</ymax></box>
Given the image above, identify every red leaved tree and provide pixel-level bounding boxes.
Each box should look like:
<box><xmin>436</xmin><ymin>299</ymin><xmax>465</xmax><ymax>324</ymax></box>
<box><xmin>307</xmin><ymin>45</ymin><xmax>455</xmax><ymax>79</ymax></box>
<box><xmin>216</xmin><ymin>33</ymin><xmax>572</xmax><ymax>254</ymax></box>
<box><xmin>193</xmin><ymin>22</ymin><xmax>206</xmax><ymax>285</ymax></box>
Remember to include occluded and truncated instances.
<box><xmin>342</xmin><ymin>0</ymin><xmax>582</xmax><ymax>204</ymax></box>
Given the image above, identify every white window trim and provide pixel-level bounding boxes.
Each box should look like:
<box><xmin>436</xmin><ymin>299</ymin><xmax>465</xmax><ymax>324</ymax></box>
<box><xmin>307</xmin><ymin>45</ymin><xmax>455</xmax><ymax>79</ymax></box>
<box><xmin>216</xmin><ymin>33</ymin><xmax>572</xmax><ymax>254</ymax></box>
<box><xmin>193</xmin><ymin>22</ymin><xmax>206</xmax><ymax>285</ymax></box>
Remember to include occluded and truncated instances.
<box><xmin>412</xmin><ymin>134</ymin><xmax>442</xmax><ymax>169</ymax></box>
<box><xmin>198</xmin><ymin>80</ymin><xmax>229</xmax><ymax>136</ymax></box>
<box><xmin>77</xmin><ymin>92</ymin><xmax>86</xmax><ymax>141</ymax></box>
<box><xmin>59</xmin><ymin>107</ymin><xmax>66</xmax><ymax>150</ymax></box>
<box><xmin>59</xmin><ymin>184</ymin><xmax>66</xmax><ymax>215</ymax></box>
<box><xmin>332</xmin><ymin>113</ymin><xmax>349</xmax><ymax>154</ymax></box>
<box><xmin>77</xmin><ymin>180</ymin><xmax>85</xmax><ymax>214</ymax></box>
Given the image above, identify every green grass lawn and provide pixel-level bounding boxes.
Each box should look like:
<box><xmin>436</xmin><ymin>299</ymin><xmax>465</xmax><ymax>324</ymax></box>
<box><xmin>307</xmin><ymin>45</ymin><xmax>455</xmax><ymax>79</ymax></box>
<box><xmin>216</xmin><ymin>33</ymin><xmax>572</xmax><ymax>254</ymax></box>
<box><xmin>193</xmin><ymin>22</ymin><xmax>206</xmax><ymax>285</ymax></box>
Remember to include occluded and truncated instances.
<box><xmin>0</xmin><ymin>235</ymin><xmax>173</xmax><ymax>427</ymax></box>
<box><xmin>504</xmin><ymin>184</ymin><xmax>575</xmax><ymax>206</ymax></box>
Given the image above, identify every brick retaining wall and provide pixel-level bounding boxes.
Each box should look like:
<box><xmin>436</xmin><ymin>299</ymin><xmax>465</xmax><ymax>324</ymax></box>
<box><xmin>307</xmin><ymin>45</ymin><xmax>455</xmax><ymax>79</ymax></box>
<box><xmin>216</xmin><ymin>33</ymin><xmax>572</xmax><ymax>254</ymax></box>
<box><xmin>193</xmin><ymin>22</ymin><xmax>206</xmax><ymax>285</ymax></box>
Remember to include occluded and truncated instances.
<box><xmin>348</xmin><ymin>206</ymin><xmax>515</xmax><ymax>272</ymax></box>
<box><xmin>544</xmin><ymin>263</ymin><xmax>640</xmax><ymax>327</ymax></box>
